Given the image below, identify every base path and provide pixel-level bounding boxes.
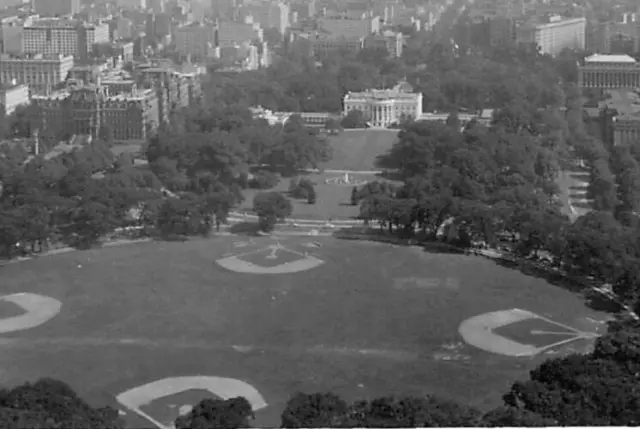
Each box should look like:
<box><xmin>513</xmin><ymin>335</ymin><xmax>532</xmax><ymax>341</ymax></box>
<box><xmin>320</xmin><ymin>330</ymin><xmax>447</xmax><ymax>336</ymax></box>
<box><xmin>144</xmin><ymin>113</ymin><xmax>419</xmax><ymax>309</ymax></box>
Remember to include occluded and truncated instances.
<box><xmin>459</xmin><ymin>308</ymin><xmax>598</xmax><ymax>357</ymax></box>
<box><xmin>116</xmin><ymin>376</ymin><xmax>268</xmax><ymax>429</ymax></box>
<box><xmin>0</xmin><ymin>293</ymin><xmax>62</xmax><ymax>333</ymax></box>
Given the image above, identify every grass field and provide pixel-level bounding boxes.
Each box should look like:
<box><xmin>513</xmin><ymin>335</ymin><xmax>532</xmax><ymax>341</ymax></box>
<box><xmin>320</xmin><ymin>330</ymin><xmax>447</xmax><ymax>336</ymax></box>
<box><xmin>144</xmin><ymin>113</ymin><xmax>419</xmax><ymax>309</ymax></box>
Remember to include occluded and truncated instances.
<box><xmin>0</xmin><ymin>237</ymin><xmax>608</xmax><ymax>428</ymax></box>
<box><xmin>322</xmin><ymin>129</ymin><xmax>398</xmax><ymax>171</ymax></box>
<box><xmin>238</xmin><ymin>172</ymin><xmax>390</xmax><ymax>220</ymax></box>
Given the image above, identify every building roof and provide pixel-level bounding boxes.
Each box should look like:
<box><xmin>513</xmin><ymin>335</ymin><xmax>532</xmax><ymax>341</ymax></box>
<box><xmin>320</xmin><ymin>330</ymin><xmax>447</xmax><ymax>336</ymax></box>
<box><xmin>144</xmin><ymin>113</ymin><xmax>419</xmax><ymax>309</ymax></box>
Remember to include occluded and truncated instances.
<box><xmin>585</xmin><ymin>54</ymin><xmax>637</xmax><ymax>64</ymax></box>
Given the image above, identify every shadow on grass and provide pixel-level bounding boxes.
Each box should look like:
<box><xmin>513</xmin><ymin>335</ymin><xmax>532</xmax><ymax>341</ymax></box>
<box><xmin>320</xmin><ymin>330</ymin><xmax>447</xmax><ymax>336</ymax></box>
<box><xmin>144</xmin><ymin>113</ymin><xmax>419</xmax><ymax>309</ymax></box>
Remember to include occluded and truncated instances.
<box><xmin>490</xmin><ymin>257</ymin><xmax>623</xmax><ymax>314</ymax></box>
<box><xmin>229</xmin><ymin>222</ymin><xmax>261</xmax><ymax>236</ymax></box>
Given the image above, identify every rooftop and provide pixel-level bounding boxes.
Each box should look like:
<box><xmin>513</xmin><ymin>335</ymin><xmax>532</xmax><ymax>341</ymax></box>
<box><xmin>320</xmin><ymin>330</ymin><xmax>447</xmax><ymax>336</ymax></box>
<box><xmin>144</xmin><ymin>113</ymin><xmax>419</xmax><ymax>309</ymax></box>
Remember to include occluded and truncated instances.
<box><xmin>585</xmin><ymin>54</ymin><xmax>637</xmax><ymax>64</ymax></box>
<box><xmin>603</xmin><ymin>89</ymin><xmax>640</xmax><ymax>119</ymax></box>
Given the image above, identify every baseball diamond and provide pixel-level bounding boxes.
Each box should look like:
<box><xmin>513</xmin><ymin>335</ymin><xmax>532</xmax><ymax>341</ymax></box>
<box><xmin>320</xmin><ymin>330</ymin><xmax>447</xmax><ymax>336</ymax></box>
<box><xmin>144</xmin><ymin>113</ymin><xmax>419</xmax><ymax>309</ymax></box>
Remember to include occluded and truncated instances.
<box><xmin>0</xmin><ymin>236</ymin><xmax>608</xmax><ymax>428</ymax></box>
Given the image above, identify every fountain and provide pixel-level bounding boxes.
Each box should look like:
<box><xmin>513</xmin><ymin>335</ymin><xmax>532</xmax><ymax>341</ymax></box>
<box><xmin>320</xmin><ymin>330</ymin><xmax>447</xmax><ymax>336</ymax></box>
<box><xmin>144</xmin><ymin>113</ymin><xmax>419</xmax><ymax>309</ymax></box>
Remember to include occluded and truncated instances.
<box><xmin>325</xmin><ymin>172</ymin><xmax>368</xmax><ymax>186</ymax></box>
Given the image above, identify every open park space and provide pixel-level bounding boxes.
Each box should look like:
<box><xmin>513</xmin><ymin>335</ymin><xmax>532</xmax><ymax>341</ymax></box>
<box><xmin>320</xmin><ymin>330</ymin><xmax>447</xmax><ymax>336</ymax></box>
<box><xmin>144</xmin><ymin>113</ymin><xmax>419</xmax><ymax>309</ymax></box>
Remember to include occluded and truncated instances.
<box><xmin>238</xmin><ymin>172</ymin><xmax>389</xmax><ymax>220</ymax></box>
<box><xmin>0</xmin><ymin>236</ymin><xmax>608</xmax><ymax>428</ymax></box>
<box><xmin>322</xmin><ymin>129</ymin><xmax>398</xmax><ymax>171</ymax></box>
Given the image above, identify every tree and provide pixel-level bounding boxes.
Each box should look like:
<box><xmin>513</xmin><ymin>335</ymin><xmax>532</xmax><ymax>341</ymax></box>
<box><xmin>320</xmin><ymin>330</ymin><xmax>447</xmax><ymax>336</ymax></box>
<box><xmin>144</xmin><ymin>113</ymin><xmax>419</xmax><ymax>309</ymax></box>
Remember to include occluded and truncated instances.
<box><xmin>588</xmin><ymin>158</ymin><xmax>618</xmax><ymax>212</ymax></box>
<box><xmin>446</xmin><ymin>111</ymin><xmax>461</xmax><ymax>131</ymax></box>
<box><xmin>252</xmin><ymin>191</ymin><xmax>293</xmax><ymax>232</ymax></box>
<box><xmin>176</xmin><ymin>397</ymin><xmax>253</xmax><ymax>429</ymax></box>
<box><xmin>0</xmin><ymin>378</ymin><xmax>122</xmax><ymax>428</ymax></box>
<box><xmin>340</xmin><ymin>110</ymin><xmax>368</xmax><ymax>129</ymax></box>
<box><xmin>307</xmin><ymin>185</ymin><xmax>316</xmax><ymax>204</ymax></box>
<box><xmin>281</xmin><ymin>393</ymin><xmax>348</xmax><ymax>428</ymax></box>
<box><xmin>480</xmin><ymin>407</ymin><xmax>557</xmax><ymax>427</ymax></box>
<box><xmin>351</xmin><ymin>186</ymin><xmax>359</xmax><ymax>205</ymax></box>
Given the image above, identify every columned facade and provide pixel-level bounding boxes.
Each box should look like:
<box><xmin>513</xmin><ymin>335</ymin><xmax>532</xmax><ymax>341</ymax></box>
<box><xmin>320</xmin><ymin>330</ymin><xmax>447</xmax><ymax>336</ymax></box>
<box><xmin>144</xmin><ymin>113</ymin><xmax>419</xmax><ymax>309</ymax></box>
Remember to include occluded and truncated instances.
<box><xmin>343</xmin><ymin>83</ymin><xmax>423</xmax><ymax>128</ymax></box>
<box><xmin>578</xmin><ymin>54</ymin><xmax>640</xmax><ymax>89</ymax></box>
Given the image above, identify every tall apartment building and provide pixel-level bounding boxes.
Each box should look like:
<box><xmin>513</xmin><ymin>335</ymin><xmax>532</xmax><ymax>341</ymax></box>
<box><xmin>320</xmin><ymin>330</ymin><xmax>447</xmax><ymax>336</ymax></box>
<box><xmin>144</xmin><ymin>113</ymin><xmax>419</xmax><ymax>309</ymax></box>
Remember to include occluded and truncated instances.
<box><xmin>216</xmin><ymin>20</ymin><xmax>262</xmax><ymax>47</ymax></box>
<box><xmin>175</xmin><ymin>22</ymin><xmax>215</xmax><ymax>59</ymax></box>
<box><xmin>211</xmin><ymin>0</ymin><xmax>237</xmax><ymax>20</ymax></box>
<box><xmin>115</xmin><ymin>0</ymin><xmax>147</xmax><ymax>9</ymax></box>
<box><xmin>23</xmin><ymin>19</ymin><xmax>110</xmax><ymax>61</ymax></box>
<box><xmin>290</xmin><ymin>0</ymin><xmax>315</xmax><ymax>20</ymax></box>
<box><xmin>0</xmin><ymin>16</ymin><xmax>24</xmax><ymax>54</ymax></box>
<box><xmin>148</xmin><ymin>0</ymin><xmax>166</xmax><ymax>14</ymax></box>
<box><xmin>517</xmin><ymin>16</ymin><xmax>586</xmax><ymax>56</ymax></box>
<box><xmin>0</xmin><ymin>53</ymin><xmax>74</xmax><ymax>94</ymax></box>
<box><xmin>249</xmin><ymin>2</ymin><xmax>290</xmax><ymax>36</ymax></box>
<box><xmin>318</xmin><ymin>14</ymin><xmax>380</xmax><ymax>39</ymax></box>
<box><xmin>33</xmin><ymin>0</ymin><xmax>81</xmax><ymax>17</ymax></box>
<box><xmin>31</xmin><ymin>84</ymin><xmax>159</xmax><ymax>141</ymax></box>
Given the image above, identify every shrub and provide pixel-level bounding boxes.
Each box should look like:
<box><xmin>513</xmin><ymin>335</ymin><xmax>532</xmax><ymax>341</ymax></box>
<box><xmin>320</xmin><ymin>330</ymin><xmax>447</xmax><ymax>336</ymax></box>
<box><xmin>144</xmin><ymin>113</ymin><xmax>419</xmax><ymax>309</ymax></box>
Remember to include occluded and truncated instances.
<box><xmin>249</xmin><ymin>170</ymin><xmax>280</xmax><ymax>189</ymax></box>
<box><xmin>291</xmin><ymin>186</ymin><xmax>308</xmax><ymax>199</ymax></box>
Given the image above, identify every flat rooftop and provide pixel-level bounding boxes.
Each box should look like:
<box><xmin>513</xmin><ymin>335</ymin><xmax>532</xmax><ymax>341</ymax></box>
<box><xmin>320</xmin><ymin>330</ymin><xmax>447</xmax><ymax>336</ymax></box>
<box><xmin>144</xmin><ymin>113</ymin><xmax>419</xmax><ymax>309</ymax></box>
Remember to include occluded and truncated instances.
<box><xmin>585</xmin><ymin>54</ymin><xmax>637</xmax><ymax>64</ymax></box>
<box><xmin>603</xmin><ymin>89</ymin><xmax>640</xmax><ymax>120</ymax></box>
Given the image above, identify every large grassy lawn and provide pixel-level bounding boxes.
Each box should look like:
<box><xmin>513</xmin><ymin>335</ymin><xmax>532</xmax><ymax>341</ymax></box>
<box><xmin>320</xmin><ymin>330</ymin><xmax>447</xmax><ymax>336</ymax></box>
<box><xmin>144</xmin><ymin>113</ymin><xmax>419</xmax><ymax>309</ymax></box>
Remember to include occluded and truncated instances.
<box><xmin>322</xmin><ymin>129</ymin><xmax>398</xmax><ymax>171</ymax></box>
<box><xmin>0</xmin><ymin>237</ymin><xmax>607</xmax><ymax>428</ymax></box>
<box><xmin>238</xmin><ymin>172</ymin><xmax>386</xmax><ymax>220</ymax></box>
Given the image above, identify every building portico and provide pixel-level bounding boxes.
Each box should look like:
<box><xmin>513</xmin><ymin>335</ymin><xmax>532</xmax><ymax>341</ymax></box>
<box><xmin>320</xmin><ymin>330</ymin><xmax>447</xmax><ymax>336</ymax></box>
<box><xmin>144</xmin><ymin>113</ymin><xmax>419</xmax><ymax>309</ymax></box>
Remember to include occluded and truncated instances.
<box><xmin>343</xmin><ymin>82</ymin><xmax>423</xmax><ymax>128</ymax></box>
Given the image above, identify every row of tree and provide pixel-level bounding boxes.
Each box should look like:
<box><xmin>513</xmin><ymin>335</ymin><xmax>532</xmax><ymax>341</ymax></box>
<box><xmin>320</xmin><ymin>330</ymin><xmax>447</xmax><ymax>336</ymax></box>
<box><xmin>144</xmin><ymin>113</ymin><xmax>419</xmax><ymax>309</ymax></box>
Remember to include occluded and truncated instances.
<box><xmin>5</xmin><ymin>321</ymin><xmax>640</xmax><ymax>428</ymax></box>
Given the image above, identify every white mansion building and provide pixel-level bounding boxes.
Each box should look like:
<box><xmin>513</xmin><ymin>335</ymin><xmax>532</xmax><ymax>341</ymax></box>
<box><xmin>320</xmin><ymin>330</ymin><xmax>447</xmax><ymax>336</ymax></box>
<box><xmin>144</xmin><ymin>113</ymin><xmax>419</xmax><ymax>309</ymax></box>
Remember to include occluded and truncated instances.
<box><xmin>343</xmin><ymin>81</ymin><xmax>423</xmax><ymax>128</ymax></box>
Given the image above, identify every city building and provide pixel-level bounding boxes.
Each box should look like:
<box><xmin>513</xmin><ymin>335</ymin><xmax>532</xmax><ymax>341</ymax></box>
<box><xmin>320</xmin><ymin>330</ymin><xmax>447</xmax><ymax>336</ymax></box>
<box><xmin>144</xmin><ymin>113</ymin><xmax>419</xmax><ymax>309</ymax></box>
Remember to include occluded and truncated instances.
<box><xmin>343</xmin><ymin>81</ymin><xmax>423</xmax><ymax>128</ymax></box>
<box><xmin>599</xmin><ymin>89</ymin><xmax>640</xmax><ymax>146</ymax></box>
<box><xmin>0</xmin><ymin>53</ymin><xmax>74</xmax><ymax>94</ymax></box>
<box><xmin>23</xmin><ymin>19</ymin><xmax>110</xmax><ymax>61</ymax></box>
<box><xmin>216</xmin><ymin>19</ymin><xmax>263</xmax><ymax>47</ymax></box>
<box><xmin>0</xmin><ymin>16</ymin><xmax>25</xmax><ymax>54</ymax></box>
<box><xmin>31</xmin><ymin>84</ymin><xmax>159</xmax><ymax>142</ymax></box>
<box><xmin>33</xmin><ymin>0</ymin><xmax>81</xmax><ymax>17</ymax></box>
<box><xmin>516</xmin><ymin>16</ymin><xmax>586</xmax><ymax>56</ymax></box>
<box><xmin>311</xmin><ymin>34</ymin><xmax>364</xmax><ymax>57</ymax></box>
<box><xmin>92</xmin><ymin>41</ymin><xmax>134</xmax><ymax>63</ymax></box>
<box><xmin>134</xmin><ymin>65</ymin><xmax>193</xmax><ymax>124</ymax></box>
<box><xmin>211</xmin><ymin>0</ymin><xmax>237</xmax><ymax>20</ymax></box>
<box><xmin>363</xmin><ymin>30</ymin><xmax>403</xmax><ymax>57</ymax></box>
<box><xmin>578</xmin><ymin>54</ymin><xmax>640</xmax><ymax>89</ymax></box>
<box><xmin>318</xmin><ymin>14</ymin><xmax>380</xmax><ymax>39</ymax></box>
<box><xmin>587</xmin><ymin>20</ymin><xmax>640</xmax><ymax>54</ymax></box>
<box><xmin>175</xmin><ymin>22</ymin><xmax>215</xmax><ymax>59</ymax></box>
<box><xmin>0</xmin><ymin>82</ymin><xmax>29</xmax><ymax>114</ymax></box>
<box><xmin>248</xmin><ymin>2</ymin><xmax>290</xmax><ymax>36</ymax></box>
<box><xmin>148</xmin><ymin>0</ymin><xmax>166</xmax><ymax>14</ymax></box>
<box><xmin>115</xmin><ymin>0</ymin><xmax>147</xmax><ymax>9</ymax></box>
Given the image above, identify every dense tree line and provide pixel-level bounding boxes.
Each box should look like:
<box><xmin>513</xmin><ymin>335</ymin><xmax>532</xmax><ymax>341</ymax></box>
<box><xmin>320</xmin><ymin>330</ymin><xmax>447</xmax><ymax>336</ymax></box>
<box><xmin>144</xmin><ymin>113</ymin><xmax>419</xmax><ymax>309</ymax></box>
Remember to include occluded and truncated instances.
<box><xmin>5</xmin><ymin>322</ymin><xmax>640</xmax><ymax>428</ymax></box>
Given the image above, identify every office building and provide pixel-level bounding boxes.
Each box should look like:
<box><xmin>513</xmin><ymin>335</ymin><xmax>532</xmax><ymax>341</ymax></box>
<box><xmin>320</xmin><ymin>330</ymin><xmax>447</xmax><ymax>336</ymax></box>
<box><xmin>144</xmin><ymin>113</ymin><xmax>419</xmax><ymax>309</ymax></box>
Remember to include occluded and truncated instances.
<box><xmin>23</xmin><ymin>18</ymin><xmax>109</xmax><ymax>60</ymax></box>
<box><xmin>249</xmin><ymin>2</ymin><xmax>290</xmax><ymax>36</ymax></box>
<box><xmin>363</xmin><ymin>30</ymin><xmax>403</xmax><ymax>57</ymax></box>
<box><xmin>0</xmin><ymin>82</ymin><xmax>29</xmax><ymax>114</ymax></box>
<box><xmin>312</xmin><ymin>34</ymin><xmax>364</xmax><ymax>57</ymax></box>
<box><xmin>211</xmin><ymin>0</ymin><xmax>236</xmax><ymax>20</ymax></box>
<box><xmin>148</xmin><ymin>0</ymin><xmax>166</xmax><ymax>14</ymax></box>
<box><xmin>0</xmin><ymin>53</ymin><xmax>74</xmax><ymax>94</ymax></box>
<box><xmin>343</xmin><ymin>82</ymin><xmax>423</xmax><ymax>128</ymax></box>
<box><xmin>517</xmin><ymin>16</ymin><xmax>586</xmax><ymax>56</ymax></box>
<box><xmin>115</xmin><ymin>0</ymin><xmax>147</xmax><ymax>9</ymax></box>
<box><xmin>33</xmin><ymin>0</ymin><xmax>81</xmax><ymax>17</ymax></box>
<box><xmin>216</xmin><ymin>20</ymin><xmax>262</xmax><ymax>47</ymax></box>
<box><xmin>31</xmin><ymin>84</ymin><xmax>160</xmax><ymax>142</ymax></box>
<box><xmin>578</xmin><ymin>54</ymin><xmax>640</xmax><ymax>89</ymax></box>
<box><xmin>0</xmin><ymin>16</ymin><xmax>24</xmax><ymax>54</ymax></box>
<box><xmin>175</xmin><ymin>22</ymin><xmax>215</xmax><ymax>59</ymax></box>
<box><xmin>318</xmin><ymin>14</ymin><xmax>379</xmax><ymax>39</ymax></box>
